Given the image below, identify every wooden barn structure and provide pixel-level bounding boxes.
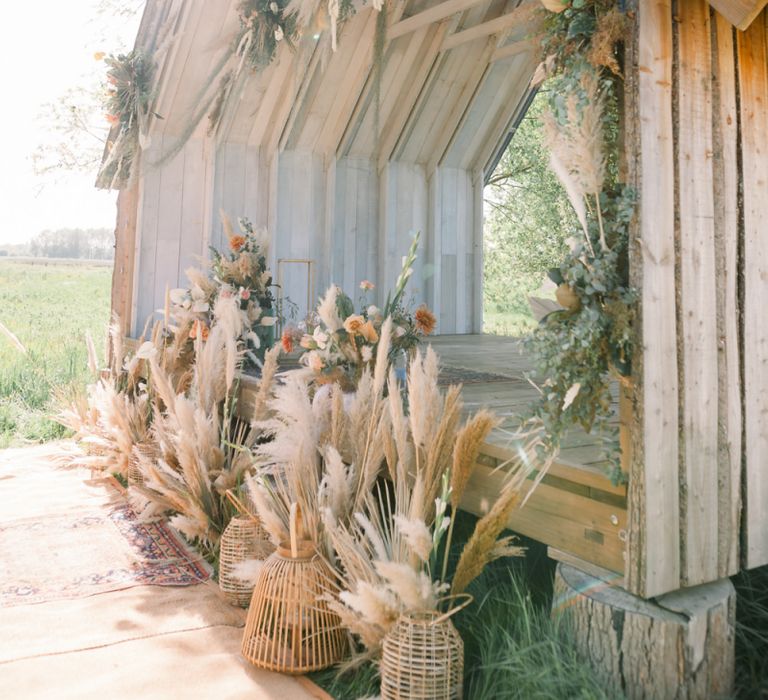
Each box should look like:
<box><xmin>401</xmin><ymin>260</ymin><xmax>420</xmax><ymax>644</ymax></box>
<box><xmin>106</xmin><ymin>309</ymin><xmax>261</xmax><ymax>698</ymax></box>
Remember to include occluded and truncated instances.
<box><xmin>106</xmin><ymin>0</ymin><xmax>768</xmax><ymax>693</ymax></box>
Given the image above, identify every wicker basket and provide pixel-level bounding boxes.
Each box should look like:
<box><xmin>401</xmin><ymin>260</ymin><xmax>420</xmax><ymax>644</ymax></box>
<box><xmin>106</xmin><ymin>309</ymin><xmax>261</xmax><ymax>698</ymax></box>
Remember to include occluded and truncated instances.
<box><xmin>380</xmin><ymin>610</ymin><xmax>464</xmax><ymax>700</ymax></box>
<box><xmin>219</xmin><ymin>514</ymin><xmax>273</xmax><ymax>607</ymax></box>
<box><xmin>241</xmin><ymin>504</ymin><xmax>346</xmax><ymax>673</ymax></box>
<box><xmin>127</xmin><ymin>443</ymin><xmax>155</xmax><ymax>486</ymax></box>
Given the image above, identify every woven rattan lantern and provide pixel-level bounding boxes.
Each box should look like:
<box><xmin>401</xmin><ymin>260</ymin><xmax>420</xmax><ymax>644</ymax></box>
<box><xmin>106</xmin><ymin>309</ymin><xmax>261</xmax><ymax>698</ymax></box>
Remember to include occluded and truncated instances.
<box><xmin>380</xmin><ymin>610</ymin><xmax>464</xmax><ymax>700</ymax></box>
<box><xmin>241</xmin><ymin>503</ymin><xmax>346</xmax><ymax>673</ymax></box>
<box><xmin>219</xmin><ymin>515</ymin><xmax>273</xmax><ymax>607</ymax></box>
<box><xmin>127</xmin><ymin>443</ymin><xmax>155</xmax><ymax>486</ymax></box>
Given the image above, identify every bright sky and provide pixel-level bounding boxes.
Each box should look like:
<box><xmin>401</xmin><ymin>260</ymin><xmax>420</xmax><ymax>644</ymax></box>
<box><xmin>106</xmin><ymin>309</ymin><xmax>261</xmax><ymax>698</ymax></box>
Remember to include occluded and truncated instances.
<box><xmin>0</xmin><ymin>1</ymin><xmax>142</xmax><ymax>245</ymax></box>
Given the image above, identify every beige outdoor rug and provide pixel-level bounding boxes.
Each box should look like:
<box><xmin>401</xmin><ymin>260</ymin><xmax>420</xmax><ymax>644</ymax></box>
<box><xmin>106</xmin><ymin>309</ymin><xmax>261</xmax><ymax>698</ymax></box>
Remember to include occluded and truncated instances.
<box><xmin>0</xmin><ymin>487</ymin><xmax>210</xmax><ymax>607</ymax></box>
<box><xmin>0</xmin><ymin>443</ymin><xmax>330</xmax><ymax>700</ymax></box>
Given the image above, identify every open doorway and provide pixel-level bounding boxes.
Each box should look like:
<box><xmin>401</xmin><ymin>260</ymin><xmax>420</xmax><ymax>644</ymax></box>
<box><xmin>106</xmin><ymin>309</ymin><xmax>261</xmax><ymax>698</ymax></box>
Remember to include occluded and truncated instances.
<box><xmin>482</xmin><ymin>90</ymin><xmax>576</xmax><ymax>337</ymax></box>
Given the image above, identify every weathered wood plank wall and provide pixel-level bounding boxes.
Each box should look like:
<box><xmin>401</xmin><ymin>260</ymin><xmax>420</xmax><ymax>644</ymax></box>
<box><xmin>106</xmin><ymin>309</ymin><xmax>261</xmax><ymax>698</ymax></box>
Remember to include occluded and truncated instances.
<box><xmin>122</xmin><ymin>0</ymin><xmax>542</xmax><ymax>335</ymax></box>
<box><xmin>628</xmin><ymin>3</ymin><xmax>767</xmax><ymax>597</ymax></box>
<box><xmin>738</xmin><ymin>10</ymin><xmax>768</xmax><ymax>569</ymax></box>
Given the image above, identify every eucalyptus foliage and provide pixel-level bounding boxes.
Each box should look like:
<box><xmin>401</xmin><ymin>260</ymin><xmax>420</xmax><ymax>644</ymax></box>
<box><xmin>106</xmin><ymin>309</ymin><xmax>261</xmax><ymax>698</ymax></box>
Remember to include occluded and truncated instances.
<box><xmin>523</xmin><ymin>0</ymin><xmax>634</xmax><ymax>482</ymax></box>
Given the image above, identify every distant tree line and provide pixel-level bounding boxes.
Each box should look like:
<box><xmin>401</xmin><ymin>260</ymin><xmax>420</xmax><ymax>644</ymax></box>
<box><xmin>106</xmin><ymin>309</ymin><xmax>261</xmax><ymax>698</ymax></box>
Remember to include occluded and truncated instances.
<box><xmin>24</xmin><ymin>228</ymin><xmax>115</xmax><ymax>260</ymax></box>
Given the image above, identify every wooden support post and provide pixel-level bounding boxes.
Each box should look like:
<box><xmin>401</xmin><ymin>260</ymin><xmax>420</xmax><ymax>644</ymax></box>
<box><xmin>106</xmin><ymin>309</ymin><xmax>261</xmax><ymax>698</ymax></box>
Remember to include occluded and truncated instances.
<box><xmin>110</xmin><ymin>177</ymin><xmax>140</xmax><ymax>340</ymax></box>
<box><xmin>553</xmin><ymin>563</ymin><xmax>735</xmax><ymax>700</ymax></box>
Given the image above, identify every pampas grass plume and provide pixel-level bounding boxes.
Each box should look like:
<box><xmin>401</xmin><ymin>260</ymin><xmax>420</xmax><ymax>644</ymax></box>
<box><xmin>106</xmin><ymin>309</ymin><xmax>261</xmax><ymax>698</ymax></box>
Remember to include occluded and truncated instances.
<box><xmin>450</xmin><ymin>409</ymin><xmax>501</xmax><ymax>511</ymax></box>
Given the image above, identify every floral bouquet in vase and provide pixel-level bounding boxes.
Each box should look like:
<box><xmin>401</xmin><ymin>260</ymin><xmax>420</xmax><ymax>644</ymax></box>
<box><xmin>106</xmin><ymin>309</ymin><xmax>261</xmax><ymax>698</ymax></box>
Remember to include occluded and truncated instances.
<box><xmin>288</xmin><ymin>233</ymin><xmax>437</xmax><ymax>391</ymax></box>
<box><xmin>169</xmin><ymin>212</ymin><xmax>279</xmax><ymax>367</ymax></box>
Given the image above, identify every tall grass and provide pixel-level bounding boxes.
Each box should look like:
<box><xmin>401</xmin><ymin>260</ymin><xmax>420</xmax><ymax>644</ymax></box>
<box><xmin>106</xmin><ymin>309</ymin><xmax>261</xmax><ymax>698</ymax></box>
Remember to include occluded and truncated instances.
<box><xmin>0</xmin><ymin>260</ymin><xmax>111</xmax><ymax>447</ymax></box>
<box><xmin>734</xmin><ymin>564</ymin><xmax>768</xmax><ymax>698</ymax></box>
<box><xmin>312</xmin><ymin>510</ymin><xmax>614</xmax><ymax>700</ymax></box>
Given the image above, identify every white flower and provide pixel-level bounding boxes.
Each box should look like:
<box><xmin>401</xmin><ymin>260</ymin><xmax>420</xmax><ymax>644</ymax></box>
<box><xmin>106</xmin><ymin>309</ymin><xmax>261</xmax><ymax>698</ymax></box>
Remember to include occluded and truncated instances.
<box><xmin>313</xmin><ymin>326</ymin><xmax>329</xmax><ymax>349</ymax></box>
<box><xmin>269</xmin><ymin>1</ymin><xmax>278</xmax><ymax>11</ymax></box>
<box><xmin>190</xmin><ymin>284</ymin><xmax>207</xmax><ymax>301</ymax></box>
<box><xmin>367</xmin><ymin>305</ymin><xmax>380</xmax><ymax>318</ymax></box>
<box><xmin>260</xmin><ymin>316</ymin><xmax>277</xmax><ymax>326</ymax></box>
<box><xmin>361</xmin><ymin>345</ymin><xmax>373</xmax><ymax>362</ymax></box>
<box><xmin>135</xmin><ymin>341</ymin><xmax>157</xmax><ymax>361</ymax></box>
<box><xmin>274</xmin><ymin>25</ymin><xmax>284</xmax><ymax>41</ymax></box>
<box><xmin>169</xmin><ymin>288</ymin><xmax>188</xmax><ymax>305</ymax></box>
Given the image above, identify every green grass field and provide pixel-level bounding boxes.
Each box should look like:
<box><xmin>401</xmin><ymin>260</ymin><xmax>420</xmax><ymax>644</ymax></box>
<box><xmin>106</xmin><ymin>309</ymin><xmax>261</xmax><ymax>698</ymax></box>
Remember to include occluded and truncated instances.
<box><xmin>0</xmin><ymin>260</ymin><xmax>112</xmax><ymax>448</ymax></box>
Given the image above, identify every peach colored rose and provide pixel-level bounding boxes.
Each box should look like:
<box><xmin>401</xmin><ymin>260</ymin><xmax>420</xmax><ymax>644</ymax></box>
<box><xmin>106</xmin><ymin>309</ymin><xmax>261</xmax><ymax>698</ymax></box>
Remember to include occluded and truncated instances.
<box><xmin>343</xmin><ymin>314</ymin><xmax>365</xmax><ymax>335</ymax></box>
<box><xmin>359</xmin><ymin>320</ymin><xmax>378</xmax><ymax>343</ymax></box>
<box><xmin>308</xmin><ymin>351</ymin><xmax>325</xmax><ymax>372</ymax></box>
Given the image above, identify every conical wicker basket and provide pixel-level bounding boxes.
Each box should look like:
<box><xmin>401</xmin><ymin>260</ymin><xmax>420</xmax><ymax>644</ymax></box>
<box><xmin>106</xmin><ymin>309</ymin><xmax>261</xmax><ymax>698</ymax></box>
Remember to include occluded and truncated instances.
<box><xmin>380</xmin><ymin>610</ymin><xmax>464</xmax><ymax>700</ymax></box>
<box><xmin>219</xmin><ymin>514</ymin><xmax>274</xmax><ymax>607</ymax></box>
<box><xmin>241</xmin><ymin>504</ymin><xmax>346</xmax><ymax>673</ymax></box>
<box><xmin>127</xmin><ymin>443</ymin><xmax>155</xmax><ymax>486</ymax></box>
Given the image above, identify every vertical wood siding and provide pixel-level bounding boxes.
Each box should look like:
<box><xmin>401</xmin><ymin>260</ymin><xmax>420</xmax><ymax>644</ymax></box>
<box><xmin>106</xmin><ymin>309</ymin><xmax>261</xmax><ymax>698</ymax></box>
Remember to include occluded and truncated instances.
<box><xmin>628</xmin><ymin>0</ymin><xmax>680</xmax><ymax>598</ymax></box>
<box><xmin>630</xmin><ymin>5</ymin><xmax>767</xmax><ymax>596</ymax></box>
<box><xmin>738</xmin><ymin>11</ymin><xmax>768</xmax><ymax>569</ymax></box>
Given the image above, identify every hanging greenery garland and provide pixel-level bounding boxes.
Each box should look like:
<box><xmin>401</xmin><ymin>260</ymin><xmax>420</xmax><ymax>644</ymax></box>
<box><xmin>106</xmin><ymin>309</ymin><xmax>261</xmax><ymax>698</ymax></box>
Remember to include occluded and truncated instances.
<box><xmin>96</xmin><ymin>50</ymin><xmax>156</xmax><ymax>190</ymax></box>
<box><xmin>523</xmin><ymin>0</ymin><xmax>634</xmax><ymax>483</ymax></box>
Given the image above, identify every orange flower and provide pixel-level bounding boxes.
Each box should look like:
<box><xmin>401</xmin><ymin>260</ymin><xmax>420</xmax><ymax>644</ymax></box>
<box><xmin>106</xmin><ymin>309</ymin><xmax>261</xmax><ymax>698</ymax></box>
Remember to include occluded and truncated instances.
<box><xmin>105</xmin><ymin>113</ymin><xmax>120</xmax><ymax>126</ymax></box>
<box><xmin>93</xmin><ymin>51</ymin><xmax>106</xmax><ymax>61</ymax></box>
<box><xmin>359</xmin><ymin>320</ymin><xmax>378</xmax><ymax>343</ymax></box>
<box><xmin>415</xmin><ymin>304</ymin><xmax>436</xmax><ymax>335</ymax></box>
<box><xmin>229</xmin><ymin>235</ymin><xmax>246</xmax><ymax>252</ymax></box>
<box><xmin>189</xmin><ymin>320</ymin><xmax>210</xmax><ymax>341</ymax></box>
<box><xmin>281</xmin><ymin>329</ymin><xmax>294</xmax><ymax>354</ymax></box>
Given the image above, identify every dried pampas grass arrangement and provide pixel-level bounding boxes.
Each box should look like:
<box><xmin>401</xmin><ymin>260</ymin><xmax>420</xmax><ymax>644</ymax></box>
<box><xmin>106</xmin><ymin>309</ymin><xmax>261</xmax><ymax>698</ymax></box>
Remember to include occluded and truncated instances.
<box><xmin>317</xmin><ymin>345</ymin><xmax>544</xmax><ymax>668</ymax></box>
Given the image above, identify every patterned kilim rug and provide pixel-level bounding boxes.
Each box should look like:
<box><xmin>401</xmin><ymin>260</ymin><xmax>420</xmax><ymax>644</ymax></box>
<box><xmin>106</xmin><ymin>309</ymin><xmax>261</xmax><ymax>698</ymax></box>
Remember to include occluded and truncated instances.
<box><xmin>437</xmin><ymin>365</ymin><xmax>519</xmax><ymax>386</ymax></box>
<box><xmin>0</xmin><ymin>503</ymin><xmax>211</xmax><ymax>608</ymax></box>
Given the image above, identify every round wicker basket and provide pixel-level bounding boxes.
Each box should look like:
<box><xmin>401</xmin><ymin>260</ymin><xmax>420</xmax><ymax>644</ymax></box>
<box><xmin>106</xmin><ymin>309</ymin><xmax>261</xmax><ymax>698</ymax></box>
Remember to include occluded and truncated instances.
<box><xmin>380</xmin><ymin>610</ymin><xmax>464</xmax><ymax>700</ymax></box>
<box><xmin>219</xmin><ymin>515</ymin><xmax>274</xmax><ymax>607</ymax></box>
<box><xmin>241</xmin><ymin>504</ymin><xmax>346</xmax><ymax>673</ymax></box>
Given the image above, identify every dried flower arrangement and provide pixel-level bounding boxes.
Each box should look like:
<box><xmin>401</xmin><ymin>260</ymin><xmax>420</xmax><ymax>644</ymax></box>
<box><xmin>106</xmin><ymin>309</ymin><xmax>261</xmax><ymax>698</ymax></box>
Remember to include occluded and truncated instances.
<box><xmin>59</xmin><ymin>290</ymin><xmax>280</xmax><ymax>561</ymax></box>
<box><xmin>170</xmin><ymin>212</ymin><xmax>279</xmax><ymax>367</ymax></box>
<box><xmin>288</xmin><ymin>234</ymin><xmax>436</xmax><ymax>390</ymax></box>
<box><xmin>126</xmin><ymin>297</ymin><xmax>281</xmax><ymax>555</ymax></box>
<box><xmin>524</xmin><ymin>0</ymin><xmax>635</xmax><ymax>482</ymax></box>
<box><xmin>57</xmin><ymin>315</ymin><xmax>193</xmax><ymax>479</ymax></box>
<box><xmin>243</xmin><ymin>318</ymin><xmax>546</xmax><ymax>670</ymax></box>
<box><xmin>96</xmin><ymin>50</ymin><xmax>156</xmax><ymax>190</ymax></box>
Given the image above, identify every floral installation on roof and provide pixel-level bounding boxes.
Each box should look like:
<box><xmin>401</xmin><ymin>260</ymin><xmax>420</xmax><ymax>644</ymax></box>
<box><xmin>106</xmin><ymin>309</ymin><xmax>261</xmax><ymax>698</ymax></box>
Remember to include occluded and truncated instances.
<box><xmin>169</xmin><ymin>212</ymin><xmax>280</xmax><ymax>368</ymax></box>
<box><xmin>286</xmin><ymin>233</ymin><xmax>437</xmax><ymax>391</ymax></box>
<box><xmin>96</xmin><ymin>50</ymin><xmax>156</xmax><ymax>190</ymax></box>
<box><xmin>523</xmin><ymin>0</ymin><xmax>635</xmax><ymax>483</ymax></box>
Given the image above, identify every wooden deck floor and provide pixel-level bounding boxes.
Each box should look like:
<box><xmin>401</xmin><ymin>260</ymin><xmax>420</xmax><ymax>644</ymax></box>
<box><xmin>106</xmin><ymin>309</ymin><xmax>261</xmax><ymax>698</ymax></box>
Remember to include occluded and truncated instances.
<box><xmin>427</xmin><ymin>333</ymin><xmax>614</xmax><ymax>471</ymax></box>
<box><xmin>425</xmin><ymin>334</ymin><xmax>627</xmax><ymax>574</ymax></box>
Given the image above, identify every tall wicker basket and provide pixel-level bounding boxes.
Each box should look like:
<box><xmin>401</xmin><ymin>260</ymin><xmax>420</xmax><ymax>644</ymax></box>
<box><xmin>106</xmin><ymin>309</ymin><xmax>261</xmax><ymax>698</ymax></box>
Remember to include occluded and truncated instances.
<box><xmin>218</xmin><ymin>491</ymin><xmax>274</xmax><ymax>607</ymax></box>
<box><xmin>241</xmin><ymin>504</ymin><xmax>346</xmax><ymax>673</ymax></box>
<box><xmin>127</xmin><ymin>443</ymin><xmax>155</xmax><ymax>486</ymax></box>
<box><xmin>380</xmin><ymin>610</ymin><xmax>464</xmax><ymax>700</ymax></box>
